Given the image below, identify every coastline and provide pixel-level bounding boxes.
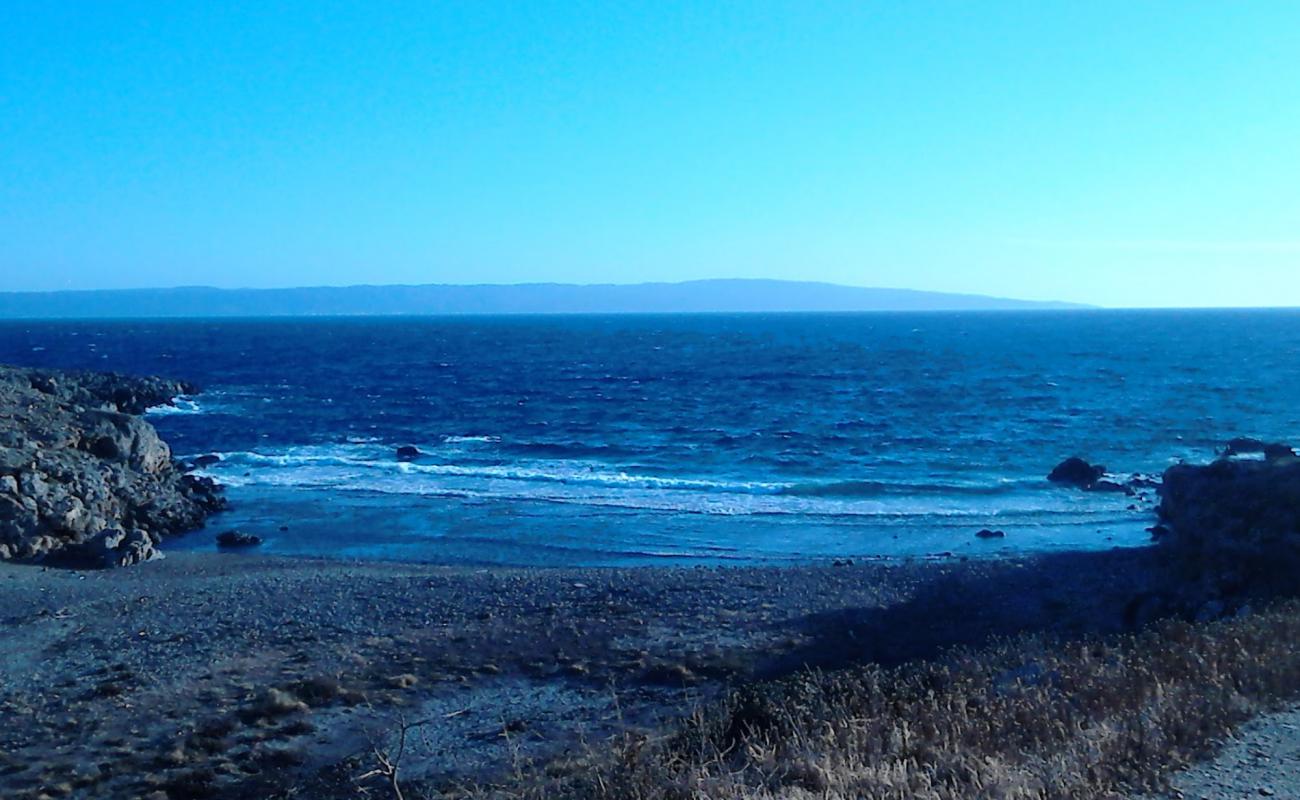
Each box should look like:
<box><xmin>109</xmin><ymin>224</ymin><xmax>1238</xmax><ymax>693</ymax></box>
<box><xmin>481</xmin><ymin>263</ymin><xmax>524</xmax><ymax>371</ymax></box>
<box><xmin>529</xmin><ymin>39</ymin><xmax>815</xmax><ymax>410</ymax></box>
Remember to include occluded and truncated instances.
<box><xmin>5</xmin><ymin>362</ymin><xmax>1300</xmax><ymax>797</ymax></box>
<box><xmin>0</xmin><ymin>546</ymin><xmax>1166</xmax><ymax>799</ymax></box>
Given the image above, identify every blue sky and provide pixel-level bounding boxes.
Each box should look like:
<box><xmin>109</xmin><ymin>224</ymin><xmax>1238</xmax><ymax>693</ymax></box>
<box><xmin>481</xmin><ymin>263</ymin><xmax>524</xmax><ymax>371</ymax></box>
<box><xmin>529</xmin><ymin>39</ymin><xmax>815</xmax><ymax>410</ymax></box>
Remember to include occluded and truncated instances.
<box><xmin>2</xmin><ymin>2</ymin><xmax>1298</xmax><ymax>307</ymax></box>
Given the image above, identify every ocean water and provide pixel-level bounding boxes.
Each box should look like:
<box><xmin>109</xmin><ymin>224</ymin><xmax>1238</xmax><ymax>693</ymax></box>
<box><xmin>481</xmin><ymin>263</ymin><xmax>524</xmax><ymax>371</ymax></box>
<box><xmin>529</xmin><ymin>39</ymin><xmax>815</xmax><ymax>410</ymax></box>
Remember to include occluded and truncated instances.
<box><xmin>3</xmin><ymin>310</ymin><xmax>1299</xmax><ymax>566</ymax></box>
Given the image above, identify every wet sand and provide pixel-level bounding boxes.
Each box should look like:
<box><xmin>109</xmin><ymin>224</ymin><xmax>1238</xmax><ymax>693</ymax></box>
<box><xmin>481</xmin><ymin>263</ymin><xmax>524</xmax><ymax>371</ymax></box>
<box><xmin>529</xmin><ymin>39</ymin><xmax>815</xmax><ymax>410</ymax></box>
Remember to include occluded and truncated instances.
<box><xmin>0</xmin><ymin>546</ymin><xmax>1165</xmax><ymax>799</ymax></box>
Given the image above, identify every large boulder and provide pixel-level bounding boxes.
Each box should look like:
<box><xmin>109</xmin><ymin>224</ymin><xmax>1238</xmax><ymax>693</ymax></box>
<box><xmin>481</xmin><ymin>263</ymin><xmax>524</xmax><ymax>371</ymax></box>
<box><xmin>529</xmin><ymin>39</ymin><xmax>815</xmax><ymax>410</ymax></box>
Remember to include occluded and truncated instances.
<box><xmin>0</xmin><ymin>365</ymin><xmax>224</xmax><ymax>566</ymax></box>
<box><xmin>1047</xmin><ymin>457</ymin><xmax>1106</xmax><ymax>488</ymax></box>
<box><xmin>77</xmin><ymin>409</ymin><xmax>173</xmax><ymax>473</ymax></box>
<box><xmin>1158</xmin><ymin>457</ymin><xmax>1300</xmax><ymax>595</ymax></box>
<box><xmin>67</xmin><ymin>528</ymin><xmax>163</xmax><ymax>568</ymax></box>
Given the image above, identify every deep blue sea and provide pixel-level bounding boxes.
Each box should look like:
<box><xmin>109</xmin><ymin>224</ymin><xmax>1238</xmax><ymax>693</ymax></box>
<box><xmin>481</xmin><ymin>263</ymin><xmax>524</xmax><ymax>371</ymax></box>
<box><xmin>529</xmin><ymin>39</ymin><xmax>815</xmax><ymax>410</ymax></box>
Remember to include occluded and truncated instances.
<box><xmin>3</xmin><ymin>311</ymin><xmax>1298</xmax><ymax>566</ymax></box>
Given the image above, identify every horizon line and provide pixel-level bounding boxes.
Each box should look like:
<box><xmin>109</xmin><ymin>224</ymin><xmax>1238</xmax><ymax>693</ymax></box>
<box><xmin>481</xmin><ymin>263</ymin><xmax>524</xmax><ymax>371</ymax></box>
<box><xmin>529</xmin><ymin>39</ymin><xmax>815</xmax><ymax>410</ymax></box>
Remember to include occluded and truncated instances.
<box><xmin>2</xmin><ymin>278</ymin><xmax>1299</xmax><ymax>312</ymax></box>
<box><xmin>0</xmin><ymin>277</ymin><xmax>1088</xmax><ymax>306</ymax></box>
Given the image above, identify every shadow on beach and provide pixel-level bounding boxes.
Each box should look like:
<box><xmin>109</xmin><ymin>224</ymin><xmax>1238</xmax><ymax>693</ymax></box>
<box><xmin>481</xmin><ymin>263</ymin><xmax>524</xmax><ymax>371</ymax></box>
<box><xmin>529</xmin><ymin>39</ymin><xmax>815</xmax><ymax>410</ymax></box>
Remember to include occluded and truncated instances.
<box><xmin>765</xmin><ymin>546</ymin><xmax>1173</xmax><ymax>677</ymax></box>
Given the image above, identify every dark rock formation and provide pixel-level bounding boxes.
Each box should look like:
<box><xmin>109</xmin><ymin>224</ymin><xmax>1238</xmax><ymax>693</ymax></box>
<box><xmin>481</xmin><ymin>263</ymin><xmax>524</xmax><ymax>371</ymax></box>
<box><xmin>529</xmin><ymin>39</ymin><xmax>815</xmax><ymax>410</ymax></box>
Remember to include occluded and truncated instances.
<box><xmin>1158</xmin><ymin>456</ymin><xmax>1300</xmax><ymax>596</ymax></box>
<box><xmin>1223</xmin><ymin>437</ymin><xmax>1297</xmax><ymax>462</ymax></box>
<box><xmin>0</xmin><ymin>365</ymin><xmax>224</xmax><ymax>566</ymax></box>
<box><xmin>396</xmin><ymin>445</ymin><xmax>421</xmax><ymax>461</ymax></box>
<box><xmin>976</xmin><ymin>529</ymin><xmax>1006</xmax><ymax>539</ymax></box>
<box><xmin>1046</xmin><ymin>457</ymin><xmax>1145</xmax><ymax>496</ymax></box>
<box><xmin>192</xmin><ymin>454</ymin><xmax>222</xmax><ymax>468</ymax></box>
<box><xmin>1047</xmin><ymin>457</ymin><xmax>1106</xmax><ymax>488</ymax></box>
<box><xmin>1264</xmin><ymin>443</ymin><xmax>1297</xmax><ymax>461</ymax></box>
<box><xmin>75</xmin><ymin>528</ymin><xmax>163</xmax><ymax>568</ymax></box>
<box><xmin>1224</xmin><ymin>437</ymin><xmax>1268</xmax><ymax>457</ymax></box>
<box><xmin>216</xmin><ymin>530</ymin><xmax>262</xmax><ymax>548</ymax></box>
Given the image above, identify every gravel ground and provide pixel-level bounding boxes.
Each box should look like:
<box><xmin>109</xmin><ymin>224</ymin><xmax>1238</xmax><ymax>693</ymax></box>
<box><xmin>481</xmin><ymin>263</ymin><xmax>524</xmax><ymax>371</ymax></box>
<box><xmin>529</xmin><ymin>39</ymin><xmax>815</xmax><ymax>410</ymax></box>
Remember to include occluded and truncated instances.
<box><xmin>0</xmin><ymin>545</ymin><xmax>1164</xmax><ymax>799</ymax></box>
<box><xmin>1151</xmin><ymin>706</ymin><xmax>1300</xmax><ymax>800</ymax></box>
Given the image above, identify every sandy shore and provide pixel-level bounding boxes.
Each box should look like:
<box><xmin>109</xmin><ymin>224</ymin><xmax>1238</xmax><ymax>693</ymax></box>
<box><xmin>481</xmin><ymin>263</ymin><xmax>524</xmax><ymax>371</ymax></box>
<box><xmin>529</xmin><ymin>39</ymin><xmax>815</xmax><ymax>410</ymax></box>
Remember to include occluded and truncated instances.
<box><xmin>0</xmin><ymin>546</ymin><xmax>1166</xmax><ymax>799</ymax></box>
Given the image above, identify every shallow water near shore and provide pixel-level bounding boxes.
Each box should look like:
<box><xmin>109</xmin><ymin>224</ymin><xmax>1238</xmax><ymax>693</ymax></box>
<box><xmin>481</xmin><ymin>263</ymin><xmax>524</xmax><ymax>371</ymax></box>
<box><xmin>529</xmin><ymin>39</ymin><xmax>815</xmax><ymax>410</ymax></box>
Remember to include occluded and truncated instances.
<box><xmin>3</xmin><ymin>310</ymin><xmax>1298</xmax><ymax>565</ymax></box>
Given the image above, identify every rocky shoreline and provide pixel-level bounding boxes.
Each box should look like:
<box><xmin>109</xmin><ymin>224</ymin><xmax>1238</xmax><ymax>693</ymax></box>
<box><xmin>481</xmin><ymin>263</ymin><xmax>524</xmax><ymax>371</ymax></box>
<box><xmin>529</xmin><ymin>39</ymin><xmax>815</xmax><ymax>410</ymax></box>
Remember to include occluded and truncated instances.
<box><xmin>5</xmin><ymin>365</ymin><xmax>1300</xmax><ymax>798</ymax></box>
<box><xmin>0</xmin><ymin>365</ymin><xmax>224</xmax><ymax>567</ymax></box>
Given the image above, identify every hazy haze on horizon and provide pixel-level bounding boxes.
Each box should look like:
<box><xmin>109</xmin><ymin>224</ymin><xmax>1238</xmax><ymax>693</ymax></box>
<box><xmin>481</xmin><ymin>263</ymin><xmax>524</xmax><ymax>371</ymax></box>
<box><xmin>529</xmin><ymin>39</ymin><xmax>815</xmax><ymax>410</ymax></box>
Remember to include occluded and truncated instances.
<box><xmin>2</xmin><ymin>2</ymin><xmax>1298</xmax><ymax>308</ymax></box>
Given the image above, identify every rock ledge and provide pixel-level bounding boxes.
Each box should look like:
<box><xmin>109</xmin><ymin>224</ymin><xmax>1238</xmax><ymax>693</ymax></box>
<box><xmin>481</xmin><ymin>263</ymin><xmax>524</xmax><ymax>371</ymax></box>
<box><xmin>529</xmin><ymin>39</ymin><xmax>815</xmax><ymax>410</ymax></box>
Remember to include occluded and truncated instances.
<box><xmin>0</xmin><ymin>365</ymin><xmax>224</xmax><ymax>566</ymax></box>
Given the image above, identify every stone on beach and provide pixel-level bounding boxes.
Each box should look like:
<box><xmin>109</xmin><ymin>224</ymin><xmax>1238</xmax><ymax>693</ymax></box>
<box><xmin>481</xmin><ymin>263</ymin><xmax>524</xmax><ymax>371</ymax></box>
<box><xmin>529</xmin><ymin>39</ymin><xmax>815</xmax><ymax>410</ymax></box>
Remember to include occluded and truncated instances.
<box><xmin>216</xmin><ymin>530</ymin><xmax>263</xmax><ymax>549</ymax></box>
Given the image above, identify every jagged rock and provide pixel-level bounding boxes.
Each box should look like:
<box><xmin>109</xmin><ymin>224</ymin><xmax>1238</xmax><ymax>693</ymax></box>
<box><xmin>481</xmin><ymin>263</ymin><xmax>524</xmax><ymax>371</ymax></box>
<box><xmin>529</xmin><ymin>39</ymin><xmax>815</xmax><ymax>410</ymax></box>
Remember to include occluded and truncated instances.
<box><xmin>78</xmin><ymin>409</ymin><xmax>172</xmax><ymax>473</ymax></box>
<box><xmin>66</xmin><ymin>528</ymin><xmax>162</xmax><ymax>568</ymax></box>
<box><xmin>1047</xmin><ymin>457</ymin><xmax>1106</xmax><ymax>488</ymax></box>
<box><xmin>0</xmin><ymin>364</ymin><xmax>224</xmax><ymax>566</ymax></box>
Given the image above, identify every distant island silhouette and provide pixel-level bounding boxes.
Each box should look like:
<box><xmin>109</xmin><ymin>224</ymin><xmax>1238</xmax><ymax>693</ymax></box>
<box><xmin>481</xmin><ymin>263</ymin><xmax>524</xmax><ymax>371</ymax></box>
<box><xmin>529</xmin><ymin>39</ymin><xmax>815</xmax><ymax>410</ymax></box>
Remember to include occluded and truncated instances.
<box><xmin>0</xmin><ymin>279</ymin><xmax>1089</xmax><ymax>318</ymax></box>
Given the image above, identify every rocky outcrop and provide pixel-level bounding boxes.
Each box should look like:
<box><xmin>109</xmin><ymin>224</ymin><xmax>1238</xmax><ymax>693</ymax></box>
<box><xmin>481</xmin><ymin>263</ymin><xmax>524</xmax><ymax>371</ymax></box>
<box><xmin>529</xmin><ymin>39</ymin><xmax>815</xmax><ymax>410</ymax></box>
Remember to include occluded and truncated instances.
<box><xmin>1048</xmin><ymin>457</ymin><xmax>1142</xmax><ymax>496</ymax></box>
<box><xmin>1048</xmin><ymin>457</ymin><xmax>1106</xmax><ymax>488</ymax></box>
<box><xmin>1222</xmin><ymin>437</ymin><xmax>1297</xmax><ymax>460</ymax></box>
<box><xmin>1157</xmin><ymin>446</ymin><xmax>1300</xmax><ymax>596</ymax></box>
<box><xmin>0</xmin><ymin>365</ymin><xmax>224</xmax><ymax>566</ymax></box>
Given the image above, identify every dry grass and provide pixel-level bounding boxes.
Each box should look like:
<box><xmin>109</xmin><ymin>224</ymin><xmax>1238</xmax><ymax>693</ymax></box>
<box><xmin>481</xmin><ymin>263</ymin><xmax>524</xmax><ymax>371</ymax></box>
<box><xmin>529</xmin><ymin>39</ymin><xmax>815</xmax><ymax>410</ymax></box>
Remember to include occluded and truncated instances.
<box><xmin>452</xmin><ymin>601</ymin><xmax>1300</xmax><ymax>800</ymax></box>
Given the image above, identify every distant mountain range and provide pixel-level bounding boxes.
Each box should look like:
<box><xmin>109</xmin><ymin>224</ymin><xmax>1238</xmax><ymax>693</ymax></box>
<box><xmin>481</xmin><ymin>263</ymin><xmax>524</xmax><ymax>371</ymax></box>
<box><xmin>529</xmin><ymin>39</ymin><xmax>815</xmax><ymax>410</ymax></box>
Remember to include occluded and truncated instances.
<box><xmin>0</xmin><ymin>280</ymin><xmax>1089</xmax><ymax>319</ymax></box>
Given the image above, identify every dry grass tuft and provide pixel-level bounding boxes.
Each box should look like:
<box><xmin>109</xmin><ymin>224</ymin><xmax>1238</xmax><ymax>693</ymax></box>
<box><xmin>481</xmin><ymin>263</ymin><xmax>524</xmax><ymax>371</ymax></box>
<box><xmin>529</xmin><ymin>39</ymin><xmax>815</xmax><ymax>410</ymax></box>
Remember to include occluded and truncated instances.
<box><xmin>458</xmin><ymin>601</ymin><xmax>1300</xmax><ymax>799</ymax></box>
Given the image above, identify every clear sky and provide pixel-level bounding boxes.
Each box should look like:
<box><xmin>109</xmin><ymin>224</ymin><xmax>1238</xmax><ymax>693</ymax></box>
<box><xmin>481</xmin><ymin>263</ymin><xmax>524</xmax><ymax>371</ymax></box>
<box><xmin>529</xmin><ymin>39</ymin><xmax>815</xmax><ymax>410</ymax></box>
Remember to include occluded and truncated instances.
<box><xmin>2</xmin><ymin>2</ymin><xmax>1298</xmax><ymax>307</ymax></box>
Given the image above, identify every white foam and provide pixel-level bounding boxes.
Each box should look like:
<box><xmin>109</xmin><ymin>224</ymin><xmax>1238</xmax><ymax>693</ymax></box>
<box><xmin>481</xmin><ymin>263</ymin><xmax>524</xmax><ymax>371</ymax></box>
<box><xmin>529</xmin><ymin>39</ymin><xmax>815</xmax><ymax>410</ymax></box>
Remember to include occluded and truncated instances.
<box><xmin>214</xmin><ymin>448</ymin><xmax>788</xmax><ymax>494</ymax></box>
<box><xmin>197</xmin><ymin>444</ymin><xmax>1139</xmax><ymax>520</ymax></box>
<box><xmin>145</xmin><ymin>397</ymin><xmax>204</xmax><ymax>416</ymax></box>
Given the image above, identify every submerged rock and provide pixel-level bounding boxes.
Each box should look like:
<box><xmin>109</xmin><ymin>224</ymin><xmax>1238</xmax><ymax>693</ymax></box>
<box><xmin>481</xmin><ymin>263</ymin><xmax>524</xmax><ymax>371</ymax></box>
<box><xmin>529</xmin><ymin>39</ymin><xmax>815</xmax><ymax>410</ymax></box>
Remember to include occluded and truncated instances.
<box><xmin>1091</xmin><ymin>480</ymin><xmax>1136</xmax><ymax>496</ymax></box>
<box><xmin>975</xmin><ymin>529</ymin><xmax>1006</xmax><ymax>539</ymax></box>
<box><xmin>0</xmin><ymin>364</ymin><xmax>224</xmax><ymax>566</ymax></box>
<box><xmin>396</xmin><ymin>445</ymin><xmax>421</xmax><ymax>461</ymax></box>
<box><xmin>1128</xmin><ymin>474</ymin><xmax>1162</xmax><ymax>490</ymax></box>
